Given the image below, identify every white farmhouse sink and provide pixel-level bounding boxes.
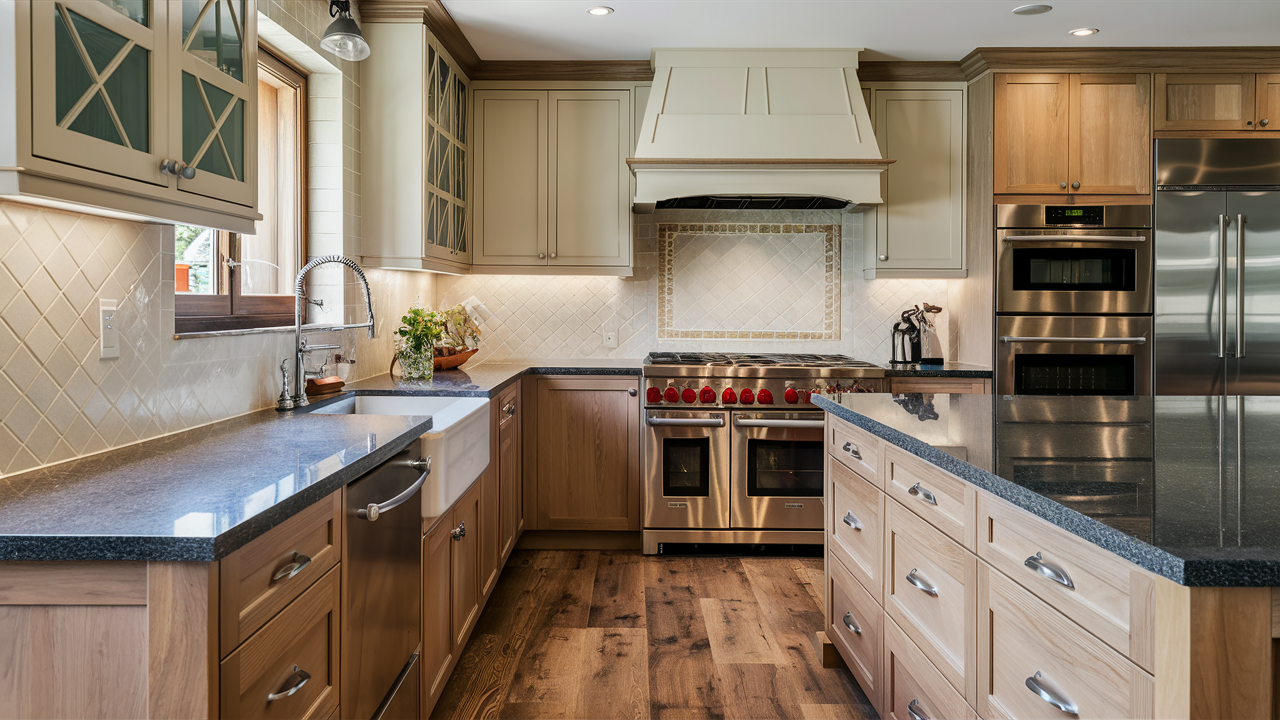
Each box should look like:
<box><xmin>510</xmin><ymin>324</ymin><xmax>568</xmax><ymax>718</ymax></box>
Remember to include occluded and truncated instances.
<box><xmin>311</xmin><ymin>395</ymin><xmax>490</xmax><ymax>517</ymax></box>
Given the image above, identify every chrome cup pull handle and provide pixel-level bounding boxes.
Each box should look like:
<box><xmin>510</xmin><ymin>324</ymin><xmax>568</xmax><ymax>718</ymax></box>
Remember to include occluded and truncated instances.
<box><xmin>907</xmin><ymin>699</ymin><xmax>930</xmax><ymax>720</ymax></box>
<box><xmin>1024</xmin><ymin>552</ymin><xmax>1075</xmax><ymax>590</ymax></box>
<box><xmin>1025</xmin><ymin>671</ymin><xmax>1078</xmax><ymax>715</ymax></box>
<box><xmin>842</xmin><ymin>441</ymin><xmax>862</xmax><ymax>460</ymax></box>
<box><xmin>842</xmin><ymin>611</ymin><xmax>862</xmax><ymax>635</ymax></box>
<box><xmin>842</xmin><ymin>511</ymin><xmax>862</xmax><ymax>531</ymax></box>
<box><xmin>266</xmin><ymin>665</ymin><xmax>311</xmax><ymax>702</ymax></box>
<box><xmin>908</xmin><ymin>483</ymin><xmax>937</xmax><ymax>505</ymax></box>
<box><xmin>271</xmin><ymin>552</ymin><xmax>312</xmax><ymax>584</ymax></box>
<box><xmin>905</xmin><ymin>568</ymin><xmax>938</xmax><ymax>597</ymax></box>
<box><xmin>357</xmin><ymin>457</ymin><xmax>431</xmax><ymax>521</ymax></box>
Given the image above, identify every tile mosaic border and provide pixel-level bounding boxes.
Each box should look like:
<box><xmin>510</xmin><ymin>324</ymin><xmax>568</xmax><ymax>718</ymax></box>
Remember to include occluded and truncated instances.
<box><xmin>656</xmin><ymin>223</ymin><xmax>841</xmax><ymax>340</ymax></box>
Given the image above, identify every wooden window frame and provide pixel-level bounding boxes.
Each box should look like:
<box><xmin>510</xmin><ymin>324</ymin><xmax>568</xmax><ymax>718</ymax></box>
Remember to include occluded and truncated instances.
<box><xmin>176</xmin><ymin>46</ymin><xmax>307</xmax><ymax>334</ymax></box>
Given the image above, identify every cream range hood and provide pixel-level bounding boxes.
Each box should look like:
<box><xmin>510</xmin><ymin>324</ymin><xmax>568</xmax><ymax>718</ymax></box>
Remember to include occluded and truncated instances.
<box><xmin>630</xmin><ymin>48</ymin><xmax>893</xmax><ymax>212</ymax></box>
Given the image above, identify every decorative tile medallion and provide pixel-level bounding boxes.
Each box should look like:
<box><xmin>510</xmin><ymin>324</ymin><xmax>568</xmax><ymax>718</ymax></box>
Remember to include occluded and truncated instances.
<box><xmin>657</xmin><ymin>223</ymin><xmax>840</xmax><ymax>340</ymax></box>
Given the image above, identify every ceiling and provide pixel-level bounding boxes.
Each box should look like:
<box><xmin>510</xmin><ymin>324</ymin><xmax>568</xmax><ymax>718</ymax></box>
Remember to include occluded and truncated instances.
<box><xmin>439</xmin><ymin>1</ymin><xmax>1280</xmax><ymax>62</ymax></box>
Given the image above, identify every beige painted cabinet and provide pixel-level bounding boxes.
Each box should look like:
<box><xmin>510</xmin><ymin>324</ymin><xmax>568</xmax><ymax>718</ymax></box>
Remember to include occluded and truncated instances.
<box><xmin>473</xmin><ymin>88</ymin><xmax>633</xmax><ymax>273</ymax></box>
<box><xmin>5</xmin><ymin>0</ymin><xmax>259</xmax><ymax>232</ymax></box>
<box><xmin>1154</xmin><ymin>73</ymin><xmax>1280</xmax><ymax>132</ymax></box>
<box><xmin>861</xmin><ymin>85</ymin><xmax>966</xmax><ymax>279</ymax></box>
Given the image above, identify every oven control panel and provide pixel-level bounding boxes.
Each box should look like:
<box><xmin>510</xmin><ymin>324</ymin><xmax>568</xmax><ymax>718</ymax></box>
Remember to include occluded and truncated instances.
<box><xmin>643</xmin><ymin>377</ymin><xmax>886</xmax><ymax>408</ymax></box>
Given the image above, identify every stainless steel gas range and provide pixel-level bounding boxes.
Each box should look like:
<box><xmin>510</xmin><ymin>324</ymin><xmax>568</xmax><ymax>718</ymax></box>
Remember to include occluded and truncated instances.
<box><xmin>641</xmin><ymin>352</ymin><xmax>886</xmax><ymax>554</ymax></box>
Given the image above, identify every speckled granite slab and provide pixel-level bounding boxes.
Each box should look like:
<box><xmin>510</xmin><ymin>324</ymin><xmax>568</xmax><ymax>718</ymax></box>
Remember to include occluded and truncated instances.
<box><xmin>814</xmin><ymin>392</ymin><xmax>1280</xmax><ymax>587</ymax></box>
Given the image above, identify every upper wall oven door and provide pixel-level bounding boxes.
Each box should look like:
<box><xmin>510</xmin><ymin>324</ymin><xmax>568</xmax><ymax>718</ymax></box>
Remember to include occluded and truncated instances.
<box><xmin>997</xmin><ymin>229</ymin><xmax>1153</xmax><ymax>315</ymax></box>
<box><xmin>997</xmin><ymin>315</ymin><xmax>1153</xmax><ymax>396</ymax></box>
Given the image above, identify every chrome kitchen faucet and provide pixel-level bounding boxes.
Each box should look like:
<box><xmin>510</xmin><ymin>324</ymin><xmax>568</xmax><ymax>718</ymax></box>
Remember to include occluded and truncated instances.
<box><xmin>277</xmin><ymin>255</ymin><xmax>375</xmax><ymax>410</ymax></box>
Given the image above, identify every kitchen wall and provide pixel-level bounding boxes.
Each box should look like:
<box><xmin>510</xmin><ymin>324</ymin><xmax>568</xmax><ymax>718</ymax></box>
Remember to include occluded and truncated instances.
<box><xmin>437</xmin><ymin>209</ymin><xmax>950</xmax><ymax>364</ymax></box>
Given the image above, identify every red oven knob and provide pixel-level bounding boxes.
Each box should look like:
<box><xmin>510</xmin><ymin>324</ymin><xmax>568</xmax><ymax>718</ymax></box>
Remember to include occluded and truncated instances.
<box><xmin>739</xmin><ymin>388</ymin><xmax>755</xmax><ymax>404</ymax></box>
<box><xmin>664</xmin><ymin>387</ymin><xmax>680</xmax><ymax>403</ymax></box>
<box><xmin>646</xmin><ymin>387</ymin><xmax>663</xmax><ymax>403</ymax></box>
<box><xmin>722</xmin><ymin>387</ymin><xmax>737</xmax><ymax>404</ymax></box>
<box><xmin>784</xmin><ymin>387</ymin><xmax>799</xmax><ymax>404</ymax></box>
<box><xmin>699</xmin><ymin>386</ymin><xmax>715</xmax><ymax>403</ymax></box>
<box><xmin>681</xmin><ymin>388</ymin><xmax>697</xmax><ymax>403</ymax></box>
<box><xmin>757</xmin><ymin>389</ymin><xmax>774</xmax><ymax>404</ymax></box>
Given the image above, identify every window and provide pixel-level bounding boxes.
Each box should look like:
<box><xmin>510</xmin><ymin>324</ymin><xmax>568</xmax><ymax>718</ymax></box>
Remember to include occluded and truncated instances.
<box><xmin>175</xmin><ymin>46</ymin><xmax>306</xmax><ymax>333</ymax></box>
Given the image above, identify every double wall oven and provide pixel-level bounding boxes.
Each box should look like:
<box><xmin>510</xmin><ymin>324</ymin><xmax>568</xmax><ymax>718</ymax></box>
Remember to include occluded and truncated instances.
<box><xmin>641</xmin><ymin>353</ymin><xmax>885</xmax><ymax>553</ymax></box>
<box><xmin>996</xmin><ymin>205</ymin><xmax>1154</xmax><ymax>396</ymax></box>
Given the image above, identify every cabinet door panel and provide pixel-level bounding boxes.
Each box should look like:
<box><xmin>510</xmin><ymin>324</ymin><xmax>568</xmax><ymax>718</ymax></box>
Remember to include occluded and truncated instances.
<box><xmin>1070</xmin><ymin>74</ymin><xmax>1151</xmax><ymax>195</ymax></box>
<box><xmin>498</xmin><ymin>383</ymin><xmax>521</xmax><ymax>559</ymax></box>
<box><xmin>421</xmin><ymin>515</ymin><xmax>453</xmax><ymax>715</ymax></box>
<box><xmin>548</xmin><ymin>90</ymin><xmax>631</xmax><ymax>267</ymax></box>
<box><xmin>536</xmin><ymin>377</ymin><xmax>641</xmax><ymax>531</ymax></box>
<box><xmin>994</xmin><ymin>74</ymin><xmax>1070</xmax><ymax>194</ymax></box>
<box><xmin>473</xmin><ymin>90</ymin><xmax>548</xmax><ymax>265</ymax></box>
<box><xmin>1154</xmin><ymin>73</ymin><xmax>1255</xmax><ymax>131</ymax></box>
<box><xmin>451</xmin><ymin>484</ymin><xmax>480</xmax><ymax>649</ymax></box>
<box><xmin>1257</xmin><ymin>74</ymin><xmax>1280</xmax><ymax>131</ymax></box>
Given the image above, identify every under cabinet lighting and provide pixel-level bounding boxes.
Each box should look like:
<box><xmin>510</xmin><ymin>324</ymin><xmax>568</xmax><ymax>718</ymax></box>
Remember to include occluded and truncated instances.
<box><xmin>587</xmin><ymin>6</ymin><xmax>614</xmax><ymax>15</ymax></box>
<box><xmin>1069</xmin><ymin>27</ymin><xmax>1100</xmax><ymax>36</ymax></box>
<box><xmin>1012</xmin><ymin>4</ymin><xmax>1052</xmax><ymax>14</ymax></box>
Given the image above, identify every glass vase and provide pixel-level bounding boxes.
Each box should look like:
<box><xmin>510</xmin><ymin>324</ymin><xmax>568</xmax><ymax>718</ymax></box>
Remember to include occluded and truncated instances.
<box><xmin>397</xmin><ymin>343</ymin><xmax>435</xmax><ymax>381</ymax></box>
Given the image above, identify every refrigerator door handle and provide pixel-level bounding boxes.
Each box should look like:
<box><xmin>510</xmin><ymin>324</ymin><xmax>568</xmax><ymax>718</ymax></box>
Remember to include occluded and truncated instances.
<box><xmin>1219</xmin><ymin>214</ymin><xmax>1229</xmax><ymax>359</ymax></box>
<box><xmin>1237</xmin><ymin>214</ymin><xmax>1247</xmax><ymax>358</ymax></box>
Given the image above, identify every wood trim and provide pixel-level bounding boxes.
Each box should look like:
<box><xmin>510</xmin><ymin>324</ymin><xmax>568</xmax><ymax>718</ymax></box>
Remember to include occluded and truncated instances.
<box><xmin>1188</xmin><ymin>587</ymin><xmax>1273</xmax><ymax>719</ymax></box>
<box><xmin>359</xmin><ymin>0</ymin><xmax>481</xmax><ymax>76</ymax></box>
<box><xmin>472</xmin><ymin>60</ymin><xmax>652</xmax><ymax>82</ymax></box>
<box><xmin>962</xmin><ymin>46</ymin><xmax>1280</xmax><ymax>80</ymax></box>
<box><xmin>147</xmin><ymin>562</ymin><xmax>218</xmax><ymax>720</ymax></box>
<box><xmin>995</xmin><ymin>193</ymin><xmax>1152</xmax><ymax>205</ymax></box>
<box><xmin>626</xmin><ymin>157</ymin><xmax>896</xmax><ymax>166</ymax></box>
<box><xmin>521</xmin><ymin>376</ymin><xmax>539</xmax><ymax>531</ymax></box>
<box><xmin>513</xmin><ymin>530</ymin><xmax>642</xmax><ymax>551</ymax></box>
<box><xmin>1155</xmin><ymin>130</ymin><xmax>1272</xmax><ymax>138</ymax></box>
<box><xmin>858</xmin><ymin>61</ymin><xmax>965</xmax><ymax>83</ymax></box>
<box><xmin>0</xmin><ymin>561</ymin><xmax>147</xmax><ymax>605</ymax></box>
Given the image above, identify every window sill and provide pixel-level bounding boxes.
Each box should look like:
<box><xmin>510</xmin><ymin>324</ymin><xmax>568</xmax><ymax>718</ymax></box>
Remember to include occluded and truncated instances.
<box><xmin>174</xmin><ymin>322</ymin><xmax>344</xmax><ymax>340</ymax></box>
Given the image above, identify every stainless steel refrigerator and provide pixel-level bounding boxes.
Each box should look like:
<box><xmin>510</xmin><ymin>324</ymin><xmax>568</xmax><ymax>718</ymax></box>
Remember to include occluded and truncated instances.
<box><xmin>1154</xmin><ymin>138</ymin><xmax>1280</xmax><ymax>395</ymax></box>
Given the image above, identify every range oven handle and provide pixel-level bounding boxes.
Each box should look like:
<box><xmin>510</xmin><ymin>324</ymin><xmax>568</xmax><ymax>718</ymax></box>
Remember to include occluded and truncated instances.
<box><xmin>1001</xmin><ymin>235</ymin><xmax>1146</xmax><ymax>243</ymax></box>
<box><xmin>646</xmin><ymin>416</ymin><xmax>725</xmax><ymax>427</ymax></box>
<box><xmin>1000</xmin><ymin>336</ymin><xmax>1147</xmax><ymax>345</ymax></box>
<box><xmin>732</xmin><ymin>418</ymin><xmax>826</xmax><ymax>429</ymax></box>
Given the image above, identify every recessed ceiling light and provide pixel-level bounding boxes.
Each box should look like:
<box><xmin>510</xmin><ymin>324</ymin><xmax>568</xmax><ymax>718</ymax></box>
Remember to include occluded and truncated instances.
<box><xmin>587</xmin><ymin>6</ymin><xmax>614</xmax><ymax>15</ymax></box>
<box><xmin>1012</xmin><ymin>4</ymin><xmax>1052</xmax><ymax>15</ymax></box>
<box><xmin>1069</xmin><ymin>27</ymin><xmax>1100</xmax><ymax>36</ymax></box>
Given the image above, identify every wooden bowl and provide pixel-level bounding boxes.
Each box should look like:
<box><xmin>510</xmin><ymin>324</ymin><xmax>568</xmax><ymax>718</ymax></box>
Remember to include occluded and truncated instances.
<box><xmin>434</xmin><ymin>348</ymin><xmax>478</xmax><ymax>370</ymax></box>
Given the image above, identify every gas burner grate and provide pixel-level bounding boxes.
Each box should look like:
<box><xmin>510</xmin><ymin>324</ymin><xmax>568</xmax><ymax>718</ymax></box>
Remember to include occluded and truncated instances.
<box><xmin>645</xmin><ymin>352</ymin><xmax>880</xmax><ymax>369</ymax></box>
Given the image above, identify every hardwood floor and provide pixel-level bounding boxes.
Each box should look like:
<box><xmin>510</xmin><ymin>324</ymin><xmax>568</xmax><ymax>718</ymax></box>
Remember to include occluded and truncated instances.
<box><xmin>431</xmin><ymin>551</ymin><xmax>876</xmax><ymax>720</ymax></box>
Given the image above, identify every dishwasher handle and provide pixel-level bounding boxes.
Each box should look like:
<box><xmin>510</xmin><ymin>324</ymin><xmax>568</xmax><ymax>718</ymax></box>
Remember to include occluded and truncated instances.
<box><xmin>357</xmin><ymin>456</ymin><xmax>431</xmax><ymax>521</ymax></box>
<box><xmin>732</xmin><ymin>418</ymin><xmax>826</xmax><ymax>429</ymax></box>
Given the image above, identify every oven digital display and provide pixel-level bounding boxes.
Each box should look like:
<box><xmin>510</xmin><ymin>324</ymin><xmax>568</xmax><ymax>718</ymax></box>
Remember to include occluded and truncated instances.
<box><xmin>1045</xmin><ymin>206</ymin><xmax>1104</xmax><ymax>226</ymax></box>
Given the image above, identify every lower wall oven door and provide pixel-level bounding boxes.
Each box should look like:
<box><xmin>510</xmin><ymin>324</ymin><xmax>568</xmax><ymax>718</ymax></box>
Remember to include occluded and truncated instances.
<box><xmin>730</xmin><ymin>411</ymin><xmax>826</xmax><ymax>530</ymax></box>
<box><xmin>644</xmin><ymin>409</ymin><xmax>730</xmax><ymax>529</ymax></box>
<box><xmin>997</xmin><ymin>315</ymin><xmax>1153</xmax><ymax>396</ymax></box>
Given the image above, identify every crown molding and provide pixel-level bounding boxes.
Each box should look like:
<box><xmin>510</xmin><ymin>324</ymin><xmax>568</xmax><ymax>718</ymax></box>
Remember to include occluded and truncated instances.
<box><xmin>858</xmin><ymin>61</ymin><xmax>965</xmax><ymax>83</ymax></box>
<box><xmin>359</xmin><ymin>0</ymin><xmax>481</xmax><ymax>76</ymax></box>
<box><xmin>962</xmin><ymin>46</ymin><xmax>1280</xmax><ymax>80</ymax></box>
<box><xmin>470</xmin><ymin>61</ymin><xmax>652</xmax><ymax>82</ymax></box>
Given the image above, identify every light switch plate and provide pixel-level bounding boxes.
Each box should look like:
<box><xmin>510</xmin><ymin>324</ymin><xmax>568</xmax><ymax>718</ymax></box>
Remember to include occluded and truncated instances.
<box><xmin>602</xmin><ymin>327</ymin><xmax>618</xmax><ymax>348</ymax></box>
<box><xmin>99</xmin><ymin>299</ymin><xmax>119</xmax><ymax>360</ymax></box>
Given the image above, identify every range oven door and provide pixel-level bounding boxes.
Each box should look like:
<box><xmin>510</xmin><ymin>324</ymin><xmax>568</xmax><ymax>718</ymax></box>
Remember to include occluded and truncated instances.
<box><xmin>644</xmin><ymin>409</ymin><xmax>729</xmax><ymax>529</ymax></box>
<box><xmin>730</xmin><ymin>411</ymin><xmax>825</xmax><ymax>530</ymax></box>
<box><xmin>997</xmin><ymin>229</ymin><xmax>1153</xmax><ymax>315</ymax></box>
<box><xmin>997</xmin><ymin>315</ymin><xmax>1153</xmax><ymax>396</ymax></box>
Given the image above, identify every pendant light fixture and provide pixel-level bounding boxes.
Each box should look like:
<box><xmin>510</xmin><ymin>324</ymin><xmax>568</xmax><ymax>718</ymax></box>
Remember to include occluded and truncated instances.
<box><xmin>321</xmin><ymin>0</ymin><xmax>371</xmax><ymax>61</ymax></box>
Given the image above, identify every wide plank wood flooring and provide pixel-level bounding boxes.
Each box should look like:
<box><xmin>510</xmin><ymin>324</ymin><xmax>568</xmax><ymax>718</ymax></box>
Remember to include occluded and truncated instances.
<box><xmin>430</xmin><ymin>550</ymin><xmax>876</xmax><ymax>720</ymax></box>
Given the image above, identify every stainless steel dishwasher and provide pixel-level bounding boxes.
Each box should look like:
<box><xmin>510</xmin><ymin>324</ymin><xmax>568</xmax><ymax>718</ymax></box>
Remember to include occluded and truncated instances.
<box><xmin>343</xmin><ymin>446</ymin><xmax>430</xmax><ymax>719</ymax></box>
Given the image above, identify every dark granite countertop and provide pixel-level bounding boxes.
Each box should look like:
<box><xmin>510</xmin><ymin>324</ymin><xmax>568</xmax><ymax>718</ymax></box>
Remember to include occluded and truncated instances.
<box><xmin>882</xmin><ymin>362</ymin><xmax>993</xmax><ymax>378</ymax></box>
<box><xmin>814</xmin><ymin>393</ymin><xmax>1280</xmax><ymax>587</ymax></box>
<box><xmin>345</xmin><ymin>357</ymin><xmax>643</xmax><ymax>398</ymax></box>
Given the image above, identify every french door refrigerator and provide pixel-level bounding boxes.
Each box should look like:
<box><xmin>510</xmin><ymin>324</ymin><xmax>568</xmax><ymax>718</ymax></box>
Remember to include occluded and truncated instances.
<box><xmin>1154</xmin><ymin>138</ymin><xmax>1280</xmax><ymax>395</ymax></box>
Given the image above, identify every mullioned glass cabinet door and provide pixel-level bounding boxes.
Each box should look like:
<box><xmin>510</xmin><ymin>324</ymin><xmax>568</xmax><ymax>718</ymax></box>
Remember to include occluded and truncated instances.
<box><xmin>170</xmin><ymin>0</ymin><xmax>256</xmax><ymax>207</ymax></box>
<box><xmin>30</xmin><ymin>1</ymin><xmax>170</xmax><ymax>187</ymax></box>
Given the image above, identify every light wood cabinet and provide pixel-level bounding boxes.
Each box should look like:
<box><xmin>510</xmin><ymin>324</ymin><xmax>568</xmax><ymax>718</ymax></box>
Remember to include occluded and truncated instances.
<box><xmin>883</xmin><ymin>444</ymin><xmax>977</xmax><ymax>550</ymax></box>
<box><xmin>827</xmin><ymin>457</ymin><xmax>884</xmax><ymax>597</ymax></box>
<box><xmin>829</xmin><ymin>414</ymin><xmax>883</xmax><ymax>486</ymax></box>
<box><xmin>995</xmin><ymin>73</ymin><xmax>1150</xmax><ymax>196</ymax></box>
<box><xmin>6</xmin><ymin>0</ymin><xmax>260</xmax><ymax>232</ymax></box>
<box><xmin>472</xmin><ymin>88</ymin><xmax>633</xmax><ymax>273</ymax></box>
<box><xmin>883</xmin><ymin>615</ymin><xmax>976</xmax><ymax>720</ymax></box>
<box><xmin>829</xmin><ymin>553</ymin><xmax>884</xmax><ymax>711</ymax></box>
<box><xmin>1154</xmin><ymin>73</ymin><xmax>1280</xmax><ymax>132</ymax></box>
<box><xmin>861</xmin><ymin>85</ymin><xmax>966</xmax><ymax>279</ymax></box>
<box><xmin>888</xmin><ymin>377</ymin><xmax>991</xmax><ymax>395</ymax></box>
<box><xmin>1258</xmin><ymin>74</ymin><xmax>1280</xmax><ymax>129</ymax></box>
<box><xmin>535</xmin><ymin>376</ymin><xmax>641</xmax><ymax>531</ymax></box>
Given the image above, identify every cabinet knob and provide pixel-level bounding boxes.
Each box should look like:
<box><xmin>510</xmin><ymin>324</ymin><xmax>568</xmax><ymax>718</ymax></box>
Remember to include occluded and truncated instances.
<box><xmin>628</xmin><ymin>388</ymin><xmax>638</xmax><ymax>397</ymax></box>
<box><xmin>549</xmin><ymin>252</ymin><xmax>557</xmax><ymax>259</ymax></box>
<box><xmin>1247</xmin><ymin>120</ymin><xmax>1254</xmax><ymax>126</ymax></box>
<box><xmin>1071</xmin><ymin>181</ymin><xmax>1080</xmax><ymax>189</ymax></box>
<box><xmin>160</xmin><ymin>159</ymin><xmax>180</xmax><ymax>176</ymax></box>
<box><xmin>538</xmin><ymin>253</ymin><xmax>546</xmax><ymax>259</ymax></box>
<box><xmin>878</xmin><ymin>254</ymin><xmax>888</xmax><ymax>261</ymax></box>
<box><xmin>1059</xmin><ymin>181</ymin><xmax>1067</xmax><ymax>189</ymax></box>
<box><xmin>1262</xmin><ymin>118</ymin><xmax>1271</xmax><ymax>127</ymax></box>
<box><xmin>450</xmin><ymin>521</ymin><xmax>466</xmax><ymax>540</ymax></box>
<box><xmin>181</xmin><ymin>164</ymin><xmax>196</xmax><ymax>180</ymax></box>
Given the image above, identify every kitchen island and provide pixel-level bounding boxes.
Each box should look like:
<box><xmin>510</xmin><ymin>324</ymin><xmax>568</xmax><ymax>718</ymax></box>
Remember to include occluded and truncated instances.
<box><xmin>813</xmin><ymin>391</ymin><xmax>1277</xmax><ymax>720</ymax></box>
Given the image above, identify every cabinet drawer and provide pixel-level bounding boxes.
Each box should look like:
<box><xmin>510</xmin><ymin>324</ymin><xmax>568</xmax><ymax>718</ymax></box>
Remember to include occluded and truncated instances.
<box><xmin>977</xmin><ymin>493</ymin><xmax>1155</xmax><ymax>672</ymax></box>
<box><xmin>221</xmin><ymin>566</ymin><xmax>341</xmax><ymax>720</ymax></box>
<box><xmin>889</xmin><ymin>377</ymin><xmax>990</xmax><ymax>395</ymax></box>
<box><xmin>829</xmin><ymin>553</ymin><xmax>883</xmax><ymax>713</ymax></box>
<box><xmin>884</xmin><ymin>500</ymin><xmax>976</xmax><ymax>701</ymax></box>
<box><xmin>884</xmin><ymin>444</ymin><xmax>976</xmax><ymax>550</ymax></box>
<box><xmin>220</xmin><ymin>492</ymin><xmax>342</xmax><ymax>657</ymax></box>
<box><xmin>883</xmin><ymin>616</ymin><xmax>976</xmax><ymax>720</ymax></box>
<box><xmin>977</xmin><ymin>564</ymin><xmax>1153</xmax><ymax>720</ymax></box>
<box><xmin>828</xmin><ymin>416</ymin><xmax>882</xmax><ymax>487</ymax></box>
<box><xmin>828</xmin><ymin>458</ymin><xmax>884</xmax><ymax>597</ymax></box>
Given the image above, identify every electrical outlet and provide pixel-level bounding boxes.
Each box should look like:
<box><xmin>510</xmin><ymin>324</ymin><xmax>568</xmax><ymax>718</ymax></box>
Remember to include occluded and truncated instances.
<box><xmin>602</xmin><ymin>327</ymin><xmax>618</xmax><ymax>348</ymax></box>
<box><xmin>99</xmin><ymin>299</ymin><xmax>119</xmax><ymax>360</ymax></box>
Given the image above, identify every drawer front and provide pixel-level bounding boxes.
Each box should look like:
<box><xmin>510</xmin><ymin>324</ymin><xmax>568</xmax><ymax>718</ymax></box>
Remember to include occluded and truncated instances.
<box><xmin>829</xmin><ymin>416</ymin><xmax>882</xmax><ymax>487</ymax></box>
<box><xmin>977</xmin><ymin>563</ymin><xmax>1154</xmax><ymax>720</ymax></box>
<box><xmin>978</xmin><ymin>493</ymin><xmax>1154</xmax><ymax>671</ymax></box>
<box><xmin>220</xmin><ymin>492</ymin><xmax>343</xmax><ymax>657</ymax></box>
<box><xmin>884</xmin><ymin>445</ymin><xmax>975</xmax><ymax>550</ymax></box>
<box><xmin>828</xmin><ymin>457</ymin><xmax>884</xmax><ymax>597</ymax></box>
<box><xmin>829</xmin><ymin>553</ymin><xmax>883</xmax><ymax>712</ymax></box>
<box><xmin>221</xmin><ymin>566</ymin><xmax>341</xmax><ymax>720</ymax></box>
<box><xmin>884</xmin><ymin>616</ymin><xmax>976</xmax><ymax>720</ymax></box>
<box><xmin>889</xmin><ymin>377</ymin><xmax>990</xmax><ymax>395</ymax></box>
<box><xmin>884</xmin><ymin>500</ymin><xmax>975</xmax><ymax>701</ymax></box>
